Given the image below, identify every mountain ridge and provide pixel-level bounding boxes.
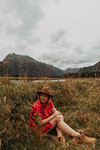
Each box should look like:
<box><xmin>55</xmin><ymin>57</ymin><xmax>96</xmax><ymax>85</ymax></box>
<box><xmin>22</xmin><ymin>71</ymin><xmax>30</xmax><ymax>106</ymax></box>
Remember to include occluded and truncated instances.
<box><xmin>0</xmin><ymin>53</ymin><xmax>64</xmax><ymax>77</ymax></box>
<box><xmin>79</xmin><ymin>61</ymin><xmax>100</xmax><ymax>73</ymax></box>
<box><xmin>0</xmin><ymin>53</ymin><xmax>100</xmax><ymax>77</ymax></box>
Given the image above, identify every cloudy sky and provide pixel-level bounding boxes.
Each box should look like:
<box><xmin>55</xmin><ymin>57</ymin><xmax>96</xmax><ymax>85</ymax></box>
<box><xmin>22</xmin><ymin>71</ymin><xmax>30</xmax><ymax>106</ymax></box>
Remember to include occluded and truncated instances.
<box><xmin>0</xmin><ymin>0</ymin><xmax>100</xmax><ymax>70</ymax></box>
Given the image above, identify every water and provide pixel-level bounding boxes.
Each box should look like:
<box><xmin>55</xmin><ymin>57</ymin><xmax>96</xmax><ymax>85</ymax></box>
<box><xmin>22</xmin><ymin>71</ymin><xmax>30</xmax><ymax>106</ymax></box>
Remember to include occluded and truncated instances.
<box><xmin>11</xmin><ymin>79</ymin><xmax>66</xmax><ymax>84</ymax></box>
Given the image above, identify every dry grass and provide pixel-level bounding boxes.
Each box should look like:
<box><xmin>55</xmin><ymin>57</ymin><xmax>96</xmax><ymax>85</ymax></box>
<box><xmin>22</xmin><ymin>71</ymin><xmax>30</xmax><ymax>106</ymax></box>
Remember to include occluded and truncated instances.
<box><xmin>0</xmin><ymin>78</ymin><xmax>100</xmax><ymax>150</ymax></box>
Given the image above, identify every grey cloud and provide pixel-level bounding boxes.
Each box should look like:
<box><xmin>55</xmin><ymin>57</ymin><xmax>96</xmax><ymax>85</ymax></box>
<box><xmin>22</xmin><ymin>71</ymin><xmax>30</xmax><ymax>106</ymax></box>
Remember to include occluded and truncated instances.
<box><xmin>51</xmin><ymin>29</ymin><xmax>66</xmax><ymax>44</ymax></box>
<box><xmin>40</xmin><ymin>53</ymin><xmax>60</xmax><ymax>63</ymax></box>
<box><xmin>54</xmin><ymin>0</ymin><xmax>61</xmax><ymax>2</ymax></box>
<box><xmin>39</xmin><ymin>43</ymin><xmax>100</xmax><ymax>69</ymax></box>
<box><xmin>0</xmin><ymin>22</ymin><xmax>2</xmax><ymax>30</ymax></box>
<box><xmin>38</xmin><ymin>0</ymin><xmax>60</xmax><ymax>4</ymax></box>
<box><xmin>92</xmin><ymin>45</ymin><xmax>100</xmax><ymax>50</ymax></box>
<box><xmin>0</xmin><ymin>0</ymin><xmax>44</xmax><ymax>39</ymax></box>
<box><xmin>49</xmin><ymin>29</ymin><xmax>72</xmax><ymax>53</ymax></box>
<box><xmin>27</xmin><ymin>37</ymin><xmax>40</xmax><ymax>45</ymax></box>
<box><xmin>48</xmin><ymin>30</ymin><xmax>85</xmax><ymax>65</ymax></box>
<box><xmin>15</xmin><ymin>40</ymin><xmax>28</xmax><ymax>52</ymax></box>
<box><xmin>74</xmin><ymin>45</ymin><xmax>84</xmax><ymax>54</ymax></box>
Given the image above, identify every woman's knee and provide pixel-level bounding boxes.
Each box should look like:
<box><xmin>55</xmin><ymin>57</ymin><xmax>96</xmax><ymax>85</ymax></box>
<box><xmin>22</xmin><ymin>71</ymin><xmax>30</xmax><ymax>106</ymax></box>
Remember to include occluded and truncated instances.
<box><xmin>56</xmin><ymin>114</ymin><xmax>64</xmax><ymax>120</ymax></box>
<box><xmin>55</xmin><ymin>115</ymin><xmax>64</xmax><ymax>124</ymax></box>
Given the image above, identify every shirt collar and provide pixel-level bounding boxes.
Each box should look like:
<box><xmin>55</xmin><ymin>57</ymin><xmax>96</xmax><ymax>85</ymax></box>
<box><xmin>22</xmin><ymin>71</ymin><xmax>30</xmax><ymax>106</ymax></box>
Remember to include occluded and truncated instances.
<box><xmin>38</xmin><ymin>99</ymin><xmax>50</xmax><ymax>107</ymax></box>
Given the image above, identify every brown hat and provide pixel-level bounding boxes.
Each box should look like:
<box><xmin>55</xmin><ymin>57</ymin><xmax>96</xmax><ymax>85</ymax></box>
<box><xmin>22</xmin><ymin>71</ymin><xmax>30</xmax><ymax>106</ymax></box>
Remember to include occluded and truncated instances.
<box><xmin>37</xmin><ymin>87</ymin><xmax>53</xmax><ymax>98</ymax></box>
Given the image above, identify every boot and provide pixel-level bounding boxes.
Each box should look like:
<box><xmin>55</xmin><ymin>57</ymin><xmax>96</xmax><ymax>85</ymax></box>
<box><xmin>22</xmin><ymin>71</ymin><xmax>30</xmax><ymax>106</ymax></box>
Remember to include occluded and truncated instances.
<box><xmin>77</xmin><ymin>133</ymin><xmax>97</xmax><ymax>144</ymax></box>
<box><xmin>73</xmin><ymin>130</ymin><xmax>97</xmax><ymax>144</ymax></box>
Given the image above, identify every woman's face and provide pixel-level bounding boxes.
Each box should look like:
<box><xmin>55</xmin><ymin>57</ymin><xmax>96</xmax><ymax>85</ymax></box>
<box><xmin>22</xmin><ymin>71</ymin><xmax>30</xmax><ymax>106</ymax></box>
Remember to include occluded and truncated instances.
<box><xmin>39</xmin><ymin>94</ymin><xmax>49</xmax><ymax>103</ymax></box>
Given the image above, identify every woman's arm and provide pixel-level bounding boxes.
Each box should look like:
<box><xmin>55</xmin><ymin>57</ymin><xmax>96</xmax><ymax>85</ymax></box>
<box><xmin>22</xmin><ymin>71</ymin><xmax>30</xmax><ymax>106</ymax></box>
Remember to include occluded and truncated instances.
<box><xmin>52</xmin><ymin>107</ymin><xmax>61</xmax><ymax>116</ymax></box>
<box><xmin>41</xmin><ymin>110</ymin><xmax>61</xmax><ymax>125</ymax></box>
<box><xmin>41</xmin><ymin>114</ymin><xmax>55</xmax><ymax>125</ymax></box>
<box><xmin>52</xmin><ymin>107</ymin><xmax>57</xmax><ymax>113</ymax></box>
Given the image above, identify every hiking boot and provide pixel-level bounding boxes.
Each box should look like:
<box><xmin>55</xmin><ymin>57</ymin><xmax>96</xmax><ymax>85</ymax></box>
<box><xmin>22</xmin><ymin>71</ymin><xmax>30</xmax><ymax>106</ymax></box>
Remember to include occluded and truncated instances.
<box><xmin>75</xmin><ymin>131</ymin><xmax>97</xmax><ymax>144</ymax></box>
<box><xmin>77</xmin><ymin>134</ymin><xmax>97</xmax><ymax>144</ymax></box>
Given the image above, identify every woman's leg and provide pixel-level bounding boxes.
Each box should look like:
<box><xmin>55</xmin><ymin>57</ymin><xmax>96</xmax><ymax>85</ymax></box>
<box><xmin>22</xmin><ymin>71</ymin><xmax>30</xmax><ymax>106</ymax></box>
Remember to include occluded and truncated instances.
<box><xmin>57</xmin><ymin>120</ymin><xmax>80</xmax><ymax>137</ymax></box>
<box><xmin>56</xmin><ymin>127</ymin><xmax>63</xmax><ymax>138</ymax></box>
<box><xmin>56</xmin><ymin>115</ymin><xmax>64</xmax><ymax>138</ymax></box>
<box><xmin>49</xmin><ymin>116</ymin><xmax>63</xmax><ymax>138</ymax></box>
<box><xmin>50</xmin><ymin>115</ymin><xmax>80</xmax><ymax>137</ymax></box>
<box><xmin>49</xmin><ymin>115</ymin><xmax>97</xmax><ymax>144</ymax></box>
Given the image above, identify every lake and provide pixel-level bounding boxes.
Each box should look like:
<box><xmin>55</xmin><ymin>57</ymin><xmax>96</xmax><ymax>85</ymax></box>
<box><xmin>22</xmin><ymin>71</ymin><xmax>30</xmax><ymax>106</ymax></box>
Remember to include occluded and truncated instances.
<box><xmin>11</xmin><ymin>79</ymin><xmax>66</xmax><ymax>84</ymax></box>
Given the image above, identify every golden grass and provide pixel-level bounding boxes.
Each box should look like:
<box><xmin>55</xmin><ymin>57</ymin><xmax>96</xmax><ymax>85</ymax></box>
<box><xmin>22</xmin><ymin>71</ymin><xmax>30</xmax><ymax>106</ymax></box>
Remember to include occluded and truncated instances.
<box><xmin>0</xmin><ymin>78</ymin><xmax>100</xmax><ymax>149</ymax></box>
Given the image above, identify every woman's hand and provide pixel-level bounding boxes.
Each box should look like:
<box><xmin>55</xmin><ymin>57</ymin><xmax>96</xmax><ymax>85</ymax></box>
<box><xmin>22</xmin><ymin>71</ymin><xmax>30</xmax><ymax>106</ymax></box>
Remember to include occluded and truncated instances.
<box><xmin>53</xmin><ymin>111</ymin><xmax>61</xmax><ymax>117</ymax></box>
<box><xmin>42</xmin><ymin>111</ymin><xmax>61</xmax><ymax>125</ymax></box>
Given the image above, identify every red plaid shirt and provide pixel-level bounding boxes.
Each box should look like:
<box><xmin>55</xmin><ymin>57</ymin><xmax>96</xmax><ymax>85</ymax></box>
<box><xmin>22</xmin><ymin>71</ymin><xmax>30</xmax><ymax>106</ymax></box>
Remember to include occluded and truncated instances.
<box><xmin>29</xmin><ymin>99</ymin><xmax>54</xmax><ymax>134</ymax></box>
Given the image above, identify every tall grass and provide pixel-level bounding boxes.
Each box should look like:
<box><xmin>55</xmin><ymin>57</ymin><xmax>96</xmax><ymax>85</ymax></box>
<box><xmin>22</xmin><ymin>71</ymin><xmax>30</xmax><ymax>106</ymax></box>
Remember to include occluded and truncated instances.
<box><xmin>0</xmin><ymin>78</ymin><xmax>100</xmax><ymax>149</ymax></box>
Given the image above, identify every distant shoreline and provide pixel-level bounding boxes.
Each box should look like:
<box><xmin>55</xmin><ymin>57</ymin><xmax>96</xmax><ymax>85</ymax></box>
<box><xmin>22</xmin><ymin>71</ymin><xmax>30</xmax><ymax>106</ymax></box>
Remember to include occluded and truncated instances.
<box><xmin>0</xmin><ymin>76</ymin><xmax>65</xmax><ymax>80</ymax></box>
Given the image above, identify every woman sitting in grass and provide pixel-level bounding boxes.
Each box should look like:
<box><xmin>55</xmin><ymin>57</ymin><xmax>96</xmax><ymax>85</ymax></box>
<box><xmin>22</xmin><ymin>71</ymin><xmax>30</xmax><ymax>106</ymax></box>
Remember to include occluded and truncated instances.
<box><xmin>29</xmin><ymin>87</ymin><xmax>97</xmax><ymax>145</ymax></box>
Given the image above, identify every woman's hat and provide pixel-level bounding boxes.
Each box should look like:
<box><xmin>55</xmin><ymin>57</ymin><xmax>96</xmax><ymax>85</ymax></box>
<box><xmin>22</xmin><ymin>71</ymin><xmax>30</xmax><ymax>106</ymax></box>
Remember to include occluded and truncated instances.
<box><xmin>37</xmin><ymin>87</ymin><xmax>53</xmax><ymax>98</ymax></box>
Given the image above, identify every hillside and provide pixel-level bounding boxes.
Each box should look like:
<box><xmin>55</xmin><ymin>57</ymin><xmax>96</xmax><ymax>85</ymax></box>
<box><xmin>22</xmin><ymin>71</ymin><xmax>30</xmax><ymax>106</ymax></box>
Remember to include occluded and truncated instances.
<box><xmin>79</xmin><ymin>61</ymin><xmax>100</xmax><ymax>73</ymax></box>
<box><xmin>0</xmin><ymin>53</ymin><xmax>64</xmax><ymax>77</ymax></box>
<box><xmin>64</xmin><ymin>67</ymin><xmax>80</xmax><ymax>74</ymax></box>
<box><xmin>0</xmin><ymin>53</ymin><xmax>100</xmax><ymax>78</ymax></box>
<box><xmin>63</xmin><ymin>61</ymin><xmax>100</xmax><ymax>78</ymax></box>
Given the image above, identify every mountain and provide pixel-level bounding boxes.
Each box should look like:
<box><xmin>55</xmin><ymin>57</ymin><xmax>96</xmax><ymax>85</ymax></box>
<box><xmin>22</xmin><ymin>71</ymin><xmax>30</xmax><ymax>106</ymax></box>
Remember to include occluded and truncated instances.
<box><xmin>64</xmin><ymin>67</ymin><xmax>80</xmax><ymax>74</ymax></box>
<box><xmin>63</xmin><ymin>61</ymin><xmax>100</xmax><ymax>78</ymax></box>
<box><xmin>0</xmin><ymin>53</ymin><xmax>100</xmax><ymax>78</ymax></box>
<box><xmin>0</xmin><ymin>53</ymin><xmax>64</xmax><ymax>77</ymax></box>
<box><xmin>79</xmin><ymin>61</ymin><xmax>100</xmax><ymax>73</ymax></box>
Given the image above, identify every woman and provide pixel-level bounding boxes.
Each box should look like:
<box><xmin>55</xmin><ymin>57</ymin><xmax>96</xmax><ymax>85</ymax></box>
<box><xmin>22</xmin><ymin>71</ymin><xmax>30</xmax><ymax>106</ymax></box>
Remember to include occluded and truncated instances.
<box><xmin>29</xmin><ymin>87</ymin><xmax>97</xmax><ymax>144</ymax></box>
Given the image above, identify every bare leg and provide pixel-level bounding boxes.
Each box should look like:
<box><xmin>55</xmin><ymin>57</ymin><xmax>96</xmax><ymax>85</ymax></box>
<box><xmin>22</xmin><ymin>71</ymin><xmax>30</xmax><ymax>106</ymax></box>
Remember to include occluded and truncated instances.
<box><xmin>56</xmin><ymin>115</ymin><xmax>64</xmax><ymax>138</ymax></box>
<box><xmin>57</xmin><ymin>120</ymin><xmax>80</xmax><ymax>137</ymax></box>
<box><xmin>49</xmin><ymin>115</ymin><xmax>97</xmax><ymax>144</ymax></box>
<box><xmin>56</xmin><ymin>127</ymin><xmax>63</xmax><ymax>138</ymax></box>
<box><xmin>50</xmin><ymin>116</ymin><xmax>63</xmax><ymax>138</ymax></box>
<box><xmin>50</xmin><ymin>115</ymin><xmax>80</xmax><ymax>137</ymax></box>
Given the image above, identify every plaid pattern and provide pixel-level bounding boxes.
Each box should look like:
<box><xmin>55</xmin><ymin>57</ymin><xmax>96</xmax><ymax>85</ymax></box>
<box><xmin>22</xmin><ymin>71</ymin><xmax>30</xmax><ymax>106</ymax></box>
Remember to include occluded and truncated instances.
<box><xmin>29</xmin><ymin>99</ymin><xmax>54</xmax><ymax>134</ymax></box>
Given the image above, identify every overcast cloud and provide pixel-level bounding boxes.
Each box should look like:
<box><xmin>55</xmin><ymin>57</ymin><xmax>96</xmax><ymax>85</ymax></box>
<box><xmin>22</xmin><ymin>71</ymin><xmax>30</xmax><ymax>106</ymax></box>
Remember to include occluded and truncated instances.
<box><xmin>0</xmin><ymin>0</ymin><xmax>100</xmax><ymax>70</ymax></box>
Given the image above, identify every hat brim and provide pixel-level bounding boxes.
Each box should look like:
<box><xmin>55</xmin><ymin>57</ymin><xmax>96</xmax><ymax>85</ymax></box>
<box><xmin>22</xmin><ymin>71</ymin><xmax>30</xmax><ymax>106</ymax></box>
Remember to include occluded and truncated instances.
<box><xmin>37</xmin><ymin>91</ymin><xmax>53</xmax><ymax>98</ymax></box>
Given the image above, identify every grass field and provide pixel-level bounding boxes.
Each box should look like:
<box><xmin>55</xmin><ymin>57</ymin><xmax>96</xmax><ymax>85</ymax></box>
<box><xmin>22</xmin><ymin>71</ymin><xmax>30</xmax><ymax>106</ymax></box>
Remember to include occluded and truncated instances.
<box><xmin>0</xmin><ymin>78</ymin><xmax>100</xmax><ymax>150</ymax></box>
